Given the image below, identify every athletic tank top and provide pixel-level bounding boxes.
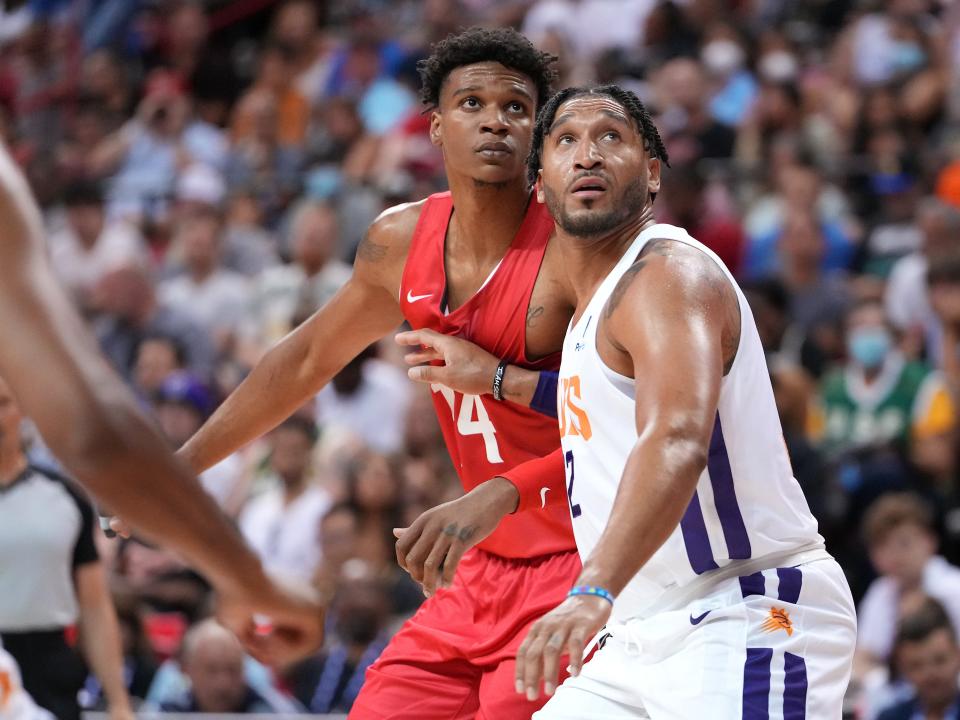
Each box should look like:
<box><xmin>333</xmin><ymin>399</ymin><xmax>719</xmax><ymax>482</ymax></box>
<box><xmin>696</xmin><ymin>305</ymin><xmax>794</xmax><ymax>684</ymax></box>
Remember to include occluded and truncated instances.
<box><xmin>558</xmin><ymin>223</ymin><xmax>824</xmax><ymax>620</ymax></box>
<box><xmin>400</xmin><ymin>192</ymin><xmax>575</xmax><ymax>558</ymax></box>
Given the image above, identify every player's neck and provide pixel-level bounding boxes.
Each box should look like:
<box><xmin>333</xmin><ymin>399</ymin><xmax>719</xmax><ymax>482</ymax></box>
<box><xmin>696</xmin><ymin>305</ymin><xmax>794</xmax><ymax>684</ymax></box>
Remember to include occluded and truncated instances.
<box><xmin>446</xmin><ymin>174</ymin><xmax>530</xmax><ymax>262</ymax></box>
<box><xmin>559</xmin><ymin>210</ymin><xmax>657</xmax><ymax>305</ymax></box>
<box><xmin>0</xmin><ymin>450</ymin><xmax>27</xmax><ymax>486</ymax></box>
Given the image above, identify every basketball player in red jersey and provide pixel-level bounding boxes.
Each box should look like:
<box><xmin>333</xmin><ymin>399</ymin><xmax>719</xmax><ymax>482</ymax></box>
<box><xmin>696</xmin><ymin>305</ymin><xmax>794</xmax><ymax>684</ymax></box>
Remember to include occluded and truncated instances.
<box><xmin>174</xmin><ymin>28</ymin><xmax>579</xmax><ymax>718</ymax></box>
<box><xmin>0</xmin><ymin>143</ymin><xmax>324</xmax><ymax>668</ymax></box>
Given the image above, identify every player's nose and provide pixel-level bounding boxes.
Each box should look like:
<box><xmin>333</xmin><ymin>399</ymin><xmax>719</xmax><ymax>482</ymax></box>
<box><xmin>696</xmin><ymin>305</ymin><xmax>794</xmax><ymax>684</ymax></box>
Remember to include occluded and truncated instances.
<box><xmin>574</xmin><ymin>141</ymin><xmax>603</xmax><ymax>170</ymax></box>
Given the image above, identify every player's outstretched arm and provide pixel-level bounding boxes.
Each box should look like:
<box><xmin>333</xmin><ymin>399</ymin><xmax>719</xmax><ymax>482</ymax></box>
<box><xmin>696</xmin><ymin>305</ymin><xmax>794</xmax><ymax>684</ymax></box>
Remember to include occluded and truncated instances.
<box><xmin>516</xmin><ymin>242</ymin><xmax>740</xmax><ymax>700</ymax></box>
<box><xmin>0</xmin><ymin>145</ymin><xmax>323</xmax><ymax>665</ymax></box>
<box><xmin>179</xmin><ymin>208</ymin><xmax>412</xmax><ymax>474</ymax></box>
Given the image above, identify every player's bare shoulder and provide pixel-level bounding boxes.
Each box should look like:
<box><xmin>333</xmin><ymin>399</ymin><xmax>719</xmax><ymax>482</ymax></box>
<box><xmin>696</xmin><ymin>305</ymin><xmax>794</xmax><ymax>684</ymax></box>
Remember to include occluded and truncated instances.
<box><xmin>602</xmin><ymin>238</ymin><xmax>741</xmax><ymax>373</ymax></box>
<box><xmin>355</xmin><ymin>199</ymin><xmax>427</xmax><ymax>295</ymax></box>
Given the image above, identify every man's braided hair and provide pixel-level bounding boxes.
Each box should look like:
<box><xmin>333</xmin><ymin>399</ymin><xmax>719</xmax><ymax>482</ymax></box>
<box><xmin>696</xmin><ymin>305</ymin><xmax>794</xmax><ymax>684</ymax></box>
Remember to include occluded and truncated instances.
<box><xmin>417</xmin><ymin>27</ymin><xmax>557</xmax><ymax>110</ymax></box>
<box><xmin>527</xmin><ymin>85</ymin><xmax>670</xmax><ymax>189</ymax></box>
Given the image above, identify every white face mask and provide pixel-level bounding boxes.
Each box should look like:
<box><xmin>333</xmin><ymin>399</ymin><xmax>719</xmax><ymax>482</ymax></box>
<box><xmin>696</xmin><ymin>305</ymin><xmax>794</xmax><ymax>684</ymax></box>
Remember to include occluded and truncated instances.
<box><xmin>702</xmin><ymin>39</ymin><xmax>745</xmax><ymax>77</ymax></box>
<box><xmin>759</xmin><ymin>50</ymin><xmax>799</xmax><ymax>82</ymax></box>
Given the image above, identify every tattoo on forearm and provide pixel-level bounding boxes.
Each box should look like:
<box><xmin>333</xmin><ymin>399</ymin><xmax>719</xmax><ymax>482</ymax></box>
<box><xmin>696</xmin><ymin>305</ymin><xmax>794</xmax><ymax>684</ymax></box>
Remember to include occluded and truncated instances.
<box><xmin>526</xmin><ymin>305</ymin><xmax>544</xmax><ymax>327</ymax></box>
<box><xmin>357</xmin><ymin>231</ymin><xmax>388</xmax><ymax>263</ymax></box>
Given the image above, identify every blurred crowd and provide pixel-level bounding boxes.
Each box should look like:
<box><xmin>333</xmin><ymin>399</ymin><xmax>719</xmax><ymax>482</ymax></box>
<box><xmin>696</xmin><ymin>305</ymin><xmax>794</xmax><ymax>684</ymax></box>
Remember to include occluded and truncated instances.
<box><xmin>2</xmin><ymin>0</ymin><xmax>960</xmax><ymax>716</ymax></box>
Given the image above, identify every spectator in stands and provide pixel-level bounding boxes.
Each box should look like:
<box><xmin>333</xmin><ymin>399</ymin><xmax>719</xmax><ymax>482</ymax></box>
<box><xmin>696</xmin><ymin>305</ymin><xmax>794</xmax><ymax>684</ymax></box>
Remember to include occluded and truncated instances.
<box><xmin>244</xmin><ymin>199</ymin><xmax>351</xmax><ymax>354</ymax></box>
<box><xmin>239</xmin><ymin>415</ymin><xmax>332</xmax><ymax>583</ymax></box>
<box><xmin>93</xmin><ymin>265</ymin><xmax>215</xmax><ymax>382</ymax></box>
<box><xmin>159</xmin><ymin>206</ymin><xmax>249</xmax><ymax>348</ymax></box>
<box><xmin>856</xmin><ymin>494</ymin><xmax>960</xmax><ymax>677</ymax></box>
<box><xmin>153</xmin><ymin>372</ymin><xmax>246</xmax><ymax>515</ymax></box>
<box><xmin>174</xmin><ymin>163</ymin><xmax>279</xmax><ymax>278</ymax></box>
<box><xmin>226</xmin><ymin>89</ymin><xmax>304</xmax><ymax>227</ymax></box>
<box><xmin>815</xmin><ymin>300</ymin><xmax>954</xmax><ymax>463</ymax></box>
<box><xmin>313</xmin><ymin>503</ymin><xmax>361</xmax><ymax>604</ymax></box>
<box><xmin>878</xmin><ymin>600</ymin><xmax>960</xmax><ymax>720</ymax></box>
<box><xmin>132</xmin><ymin>334</ymin><xmax>186</xmax><ymax>400</ymax></box>
<box><xmin>654</xmin><ymin>56</ymin><xmax>737</xmax><ymax>164</ymax></box>
<box><xmin>317</xmin><ymin>345</ymin><xmax>412</xmax><ymax>454</ymax></box>
<box><xmin>657</xmin><ymin>163</ymin><xmax>745</xmax><ymax>276</ymax></box>
<box><xmin>158</xmin><ymin>619</ymin><xmax>298</xmax><ymax>713</ymax></box>
<box><xmin>885</xmin><ymin>198</ymin><xmax>960</xmax><ymax>362</ymax></box>
<box><xmin>48</xmin><ymin>179</ymin><xmax>145</xmax><ymax>311</ymax></box>
<box><xmin>0</xmin><ymin>376</ymin><xmax>134</xmax><ymax>720</ymax></box>
<box><xmin>287</xmin><ymin>574</ymin><xmax>391</xmax><ymax>713</ymax></box>
<box><xmin>81</xmin><ymin>594</ymin><xmax>158</xmax><ymax>708</ymax></box>
<box><xmin>929</xmin><ymin>250</ymin><xmax>960</xmax><ymax>399</ymax></box>
<box><xmin>89</xmin><ymin>69</ymin><xmax>228</xmax><ymax>220</ymax></box>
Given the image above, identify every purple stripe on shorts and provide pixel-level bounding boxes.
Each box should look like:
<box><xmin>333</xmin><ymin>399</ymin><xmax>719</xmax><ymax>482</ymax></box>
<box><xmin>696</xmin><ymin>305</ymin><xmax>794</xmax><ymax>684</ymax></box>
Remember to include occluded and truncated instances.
<box><xmin>739</xmin><ymin>571</ymin><xmax>765</xmax><ymax>599</ymax></box>
<box><xmin>783</xmin><ymin>652</ymin><xmax>808</xmax><ymax>720</ymax></box>
<box><xmin>680</xmin><ymin>490</ymin><xmax>719</xmax><ymax>574</ymax></box>
<box><xmin>777</xmin><ymin>567</ymin><xmax>803</xmax><ymax>605</ymax></box>
<box><xmin>708</xmin><ymin>414</ymin><xmax>752</xmax><ymax>559</ymax></box>
<box><xmin>742</xmin><ymin>647</ymin><xmax>772</xmax><ymax>719</ymax></box>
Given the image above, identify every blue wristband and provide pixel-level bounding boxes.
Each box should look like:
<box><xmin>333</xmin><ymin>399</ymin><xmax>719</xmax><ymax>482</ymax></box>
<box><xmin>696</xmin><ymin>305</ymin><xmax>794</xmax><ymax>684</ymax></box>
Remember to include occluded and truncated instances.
<box><xmin>531</xmin><ymin>371</ymin><xmax>559</xmax><ymax>418</ymax></box>
<box><xmin>568</xmin><ymin>585</ymin><xmax>615</xmax><ymax>605</ymax></box>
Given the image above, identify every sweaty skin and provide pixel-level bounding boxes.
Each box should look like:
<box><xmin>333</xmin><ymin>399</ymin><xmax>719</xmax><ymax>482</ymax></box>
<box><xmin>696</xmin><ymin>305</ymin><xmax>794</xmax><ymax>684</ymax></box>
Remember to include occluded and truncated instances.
<box><xmin>0</xmin><ymin>144</ymin><xmax>324</xmax><ymax>667</ymax></box>
<box><xmin>512</xmin><ymin>94</ymin><xmax>742</xmax><ymax>699</ymax></box>
<box><xmin>178</xmin><ymin>62</ymin><xmax>576</xmax><ymax>595</ymax></box>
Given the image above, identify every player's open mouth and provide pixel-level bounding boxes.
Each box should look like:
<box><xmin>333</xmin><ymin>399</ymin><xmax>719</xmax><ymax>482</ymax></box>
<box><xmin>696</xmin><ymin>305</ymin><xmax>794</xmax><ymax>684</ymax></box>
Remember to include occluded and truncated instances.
<box><xmin>570</xmin><ymin>176</ymin><xmax>608</xmax><ymax>199</ymax></box>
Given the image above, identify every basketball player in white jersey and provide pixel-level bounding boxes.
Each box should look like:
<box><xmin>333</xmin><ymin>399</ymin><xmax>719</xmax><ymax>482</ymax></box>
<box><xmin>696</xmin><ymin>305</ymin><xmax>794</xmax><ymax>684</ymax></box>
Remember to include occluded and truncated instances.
<box><xmin>501</xmin><ymin>85</ymin><xmax>857</xmax><ymax>719</ymax></box>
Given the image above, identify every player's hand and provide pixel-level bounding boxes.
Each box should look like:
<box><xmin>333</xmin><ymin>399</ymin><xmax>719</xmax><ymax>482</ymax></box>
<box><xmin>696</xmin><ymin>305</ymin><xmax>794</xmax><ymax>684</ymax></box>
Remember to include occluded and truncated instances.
<box><xmin>216</xmin><ymin>573</ymin><xmax>325</xmax><ymax>668</ymax></box>
<box><xmin>396</xmin><ymin>328</ymin><xmax>499</xmax><ymax>396</ymax></box>
<box><xmin>393</xmin><ymin>477</ymin><xmax>519</xmax><ymax>596</ymax></box>
<box><xmin>515</xmin><ymin>594</ymin><xmax>612</xmax><ymax>701</ymax></box>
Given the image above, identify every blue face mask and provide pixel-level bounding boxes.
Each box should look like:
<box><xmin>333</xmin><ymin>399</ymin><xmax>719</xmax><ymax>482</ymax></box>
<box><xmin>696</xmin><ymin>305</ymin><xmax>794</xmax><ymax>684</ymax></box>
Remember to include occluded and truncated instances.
<box><xmin>891</xmin><ymin>41</ymin><xmax>926</xmax><ymax>74</ymax></box>
<box><xmin>848</xmin><ymin>328</ymin><xmax>891</xmax><ymax>369</ymax></box>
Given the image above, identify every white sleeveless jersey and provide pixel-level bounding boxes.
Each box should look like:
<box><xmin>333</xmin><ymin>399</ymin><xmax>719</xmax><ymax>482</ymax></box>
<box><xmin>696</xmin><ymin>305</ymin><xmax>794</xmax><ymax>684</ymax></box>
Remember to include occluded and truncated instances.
<box><xmin>558</xmin><ymin>223</ymin><xmax>824</xmax><ymax>622</ymax></box>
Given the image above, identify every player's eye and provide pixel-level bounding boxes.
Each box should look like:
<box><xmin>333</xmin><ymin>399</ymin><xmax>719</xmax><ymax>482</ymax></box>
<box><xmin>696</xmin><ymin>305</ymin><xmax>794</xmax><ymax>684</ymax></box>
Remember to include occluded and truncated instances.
<box><xmin>461</xmin><ymin>97</ymin><xmax>480</xmax><ymax>110</ymax></box>
<box><xmin>507</xmin><ymin>101</ymin><xmax>525</xmax><ymax>113</ymax></box>
<box><xmin>602</xmin><ymin>131</ymin><xmax>620</xmax><ymax>142</ymax></box>
<box><xmin>557</xmin><ymin>135</ymin><xmax>575</xmax><ymax>145</ymax></box>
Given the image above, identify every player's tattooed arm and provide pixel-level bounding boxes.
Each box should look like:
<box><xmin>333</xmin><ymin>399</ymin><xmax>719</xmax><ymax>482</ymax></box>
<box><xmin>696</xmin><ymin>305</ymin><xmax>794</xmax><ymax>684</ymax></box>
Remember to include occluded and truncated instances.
<box><xmin>577</xmin><ymin>241</ymin><xmax>733</xmax><ymax>598</ymax></box>
<box><xmin>355</xmin><ymin>229</ymin><xmax>388</xmax><ymax>263</ymax></box>
<box><xmin>526</xmin><ymin>304</ymin><xmax>545</xmax><ymax>327</ymax></box>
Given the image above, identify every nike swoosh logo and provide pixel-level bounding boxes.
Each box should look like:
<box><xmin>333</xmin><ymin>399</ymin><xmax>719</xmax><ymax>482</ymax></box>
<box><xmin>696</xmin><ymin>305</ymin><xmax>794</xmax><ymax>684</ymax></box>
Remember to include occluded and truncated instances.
<box><xmin>540</xmin><ymin>487</ymin><xmax>550</xmax><ymax>509</ymax></box>
<box><xmin>690</xmin><ymin>610</ymin><xmax>711</xmax><ymax>625</ymax></box>
<box><xmin>406</xmin><ymin>290</ymin><xmax>433</xmax><ymax>303</ymax></box>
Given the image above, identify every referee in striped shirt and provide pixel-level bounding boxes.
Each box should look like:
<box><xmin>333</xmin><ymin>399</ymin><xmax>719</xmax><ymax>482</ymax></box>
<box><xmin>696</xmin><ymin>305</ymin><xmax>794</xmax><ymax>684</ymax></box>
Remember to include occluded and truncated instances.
<box><xmin>0</xmin><ymin>377</ymin><xmax>133</xmax><ymax>720</ymax></box>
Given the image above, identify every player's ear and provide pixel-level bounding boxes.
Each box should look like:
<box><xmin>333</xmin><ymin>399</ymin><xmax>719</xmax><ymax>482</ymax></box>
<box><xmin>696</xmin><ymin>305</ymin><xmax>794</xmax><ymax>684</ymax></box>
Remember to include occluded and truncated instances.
<box><xmin>535</xmin><ymin>171</ymin><xmax>545</xmax><ymax>204</ymax></box>
<box><xmin>429</xmin><ymin>111</ymin><xmax>442</xmax><ymax>148</ymax></box>
<box><xmin>647</xmin><ymin>158</ymin><xmax>661</xmax><ymax>197</ymax></box>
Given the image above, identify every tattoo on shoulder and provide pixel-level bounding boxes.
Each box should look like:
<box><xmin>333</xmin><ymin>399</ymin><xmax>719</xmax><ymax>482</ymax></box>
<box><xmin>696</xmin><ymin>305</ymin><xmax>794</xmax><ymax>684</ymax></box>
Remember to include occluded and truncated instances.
<box><xmin>604</xmin><ymin>259</ymin><xmax>647</xmax><ymax>319</ymax></box>
<box><xmin>639</xmin><ymin>238</ymin><xmax>677</xmax><ymax>258</ymax></box>
<box><xmin>526</xmin><ymin>305</ymin><xmax>544</xmax><ymax>328</ymax></box>
<box><xmin>356</xmin><ymin>231</ymin><xmax>388</xmax><ymax>263</ymax></box>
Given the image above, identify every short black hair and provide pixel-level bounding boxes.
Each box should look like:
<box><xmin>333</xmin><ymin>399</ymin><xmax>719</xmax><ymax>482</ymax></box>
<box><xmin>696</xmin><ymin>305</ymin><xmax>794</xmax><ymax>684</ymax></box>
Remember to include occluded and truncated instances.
<box><xmin>61</xmin><ymin>179</ymin><xmax>104</xmax><ymax>207</ymax></box>
<box><xmin>928</xmin><ymin>249</ymin><xmax>960</xmax><ymax>287</ymax></box>
<box><xmin>276</xmin><ymin>415</ymin><xmax>319</xmax><ymax>445</ymax></box>
<box><xmin>895</xmin><ymin>597</ymin><xmax>954</xmax><ymax>650</ymax></box>
<box><xmin>527</xmin><ymin>84</ymin><xmax>670</xmax><ymax>188</ymax></box>
<box><xmin>417</xmin><ymin>27</ymin><xmax>557</xmax><ymax>110</ymax></box>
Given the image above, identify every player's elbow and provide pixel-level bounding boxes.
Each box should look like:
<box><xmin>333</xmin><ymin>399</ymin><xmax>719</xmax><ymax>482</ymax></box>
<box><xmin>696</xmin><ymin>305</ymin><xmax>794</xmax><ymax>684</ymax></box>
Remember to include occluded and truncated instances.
<box><xmin>647</xmin><ymin>420</ymin><xmax>710</xmax><ymax>478</ymax></box>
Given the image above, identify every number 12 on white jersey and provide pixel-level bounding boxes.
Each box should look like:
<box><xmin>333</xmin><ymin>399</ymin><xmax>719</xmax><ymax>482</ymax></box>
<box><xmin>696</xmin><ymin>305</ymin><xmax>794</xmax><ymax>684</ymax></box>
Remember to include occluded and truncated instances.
<box><xmin>432</xmin><ymin>384</ymin><xmax>504</xmax><ymax>464</ymax></box>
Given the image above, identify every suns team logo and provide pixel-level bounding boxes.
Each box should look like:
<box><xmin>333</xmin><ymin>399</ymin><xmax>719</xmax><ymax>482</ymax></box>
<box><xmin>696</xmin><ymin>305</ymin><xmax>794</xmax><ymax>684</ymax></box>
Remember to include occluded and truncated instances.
<box><xmin>559</xmin><ymin>376</ymin><xmax>593</xmax><ymax>441</ymax></box>
<box><xmin>761</xmin><ymin>607</ymin><xmax>794</xmax><ymax>636</ymax></box>
<box><xmin>0</xmin><ymin>669</ymin><xmax>12</xmax><ymax>710</ymax></box>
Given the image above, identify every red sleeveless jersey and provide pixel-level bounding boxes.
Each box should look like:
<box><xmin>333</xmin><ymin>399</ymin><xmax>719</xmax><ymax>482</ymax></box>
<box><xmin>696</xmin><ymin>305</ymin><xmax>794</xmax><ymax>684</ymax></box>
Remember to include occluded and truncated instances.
<box><xmin>400</xmin><ymin>192</ymin><xmax>575</xmax><ymax>558</ymax></box>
